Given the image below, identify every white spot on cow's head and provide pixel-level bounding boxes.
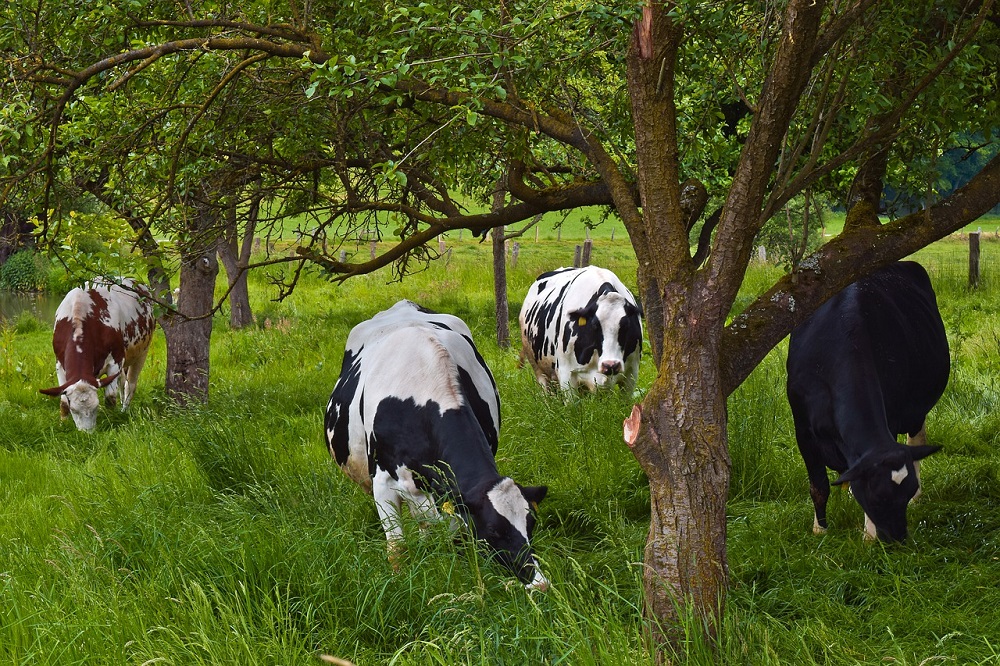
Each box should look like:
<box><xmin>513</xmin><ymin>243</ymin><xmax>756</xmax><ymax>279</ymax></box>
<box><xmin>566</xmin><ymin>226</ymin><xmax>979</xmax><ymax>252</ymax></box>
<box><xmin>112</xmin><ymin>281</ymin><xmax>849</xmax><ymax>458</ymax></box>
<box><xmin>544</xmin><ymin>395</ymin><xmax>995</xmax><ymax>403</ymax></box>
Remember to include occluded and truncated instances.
<box><xmin>487</xmin><ymin>478</ymin><xmax>530</xmax><ymax>541</ymax></box>
<box><xmin>63</xmin><ymin>380</ymin><xmax>100</xmax><ymax>431</ymax></box>
<box><xmin>891</xmin><ymin>465</ymin><xmax>909</xmax><ymax>485</ymax></box>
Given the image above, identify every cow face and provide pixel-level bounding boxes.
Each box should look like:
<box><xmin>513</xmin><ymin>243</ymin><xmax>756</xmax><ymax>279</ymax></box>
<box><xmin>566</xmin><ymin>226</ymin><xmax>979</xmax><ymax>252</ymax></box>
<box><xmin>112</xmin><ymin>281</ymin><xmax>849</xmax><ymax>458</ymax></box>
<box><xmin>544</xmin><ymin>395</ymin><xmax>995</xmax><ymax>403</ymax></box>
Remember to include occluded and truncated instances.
<box><xmin>568</xmin><ymin>291</ymin><xmax>641</xmax><ymax>391</ymax></box>
<box><xmin>59</xmin><ymin>380</ymin><xmax>102</xmax><ymax>432</ymax></box>
<box><xmin>465</xmin><ymin>479</ymin><xmax>548</xmax><ymax>589</ymax></box>
<box><xmin>833</xmin><ymin>444</ymin><xmax>941</xmax><ymax>542</ymax></box>
<box><xmin>40</xmin><ymin>373</ymin><xmax>119</xmax><ymax>432</ymax></box>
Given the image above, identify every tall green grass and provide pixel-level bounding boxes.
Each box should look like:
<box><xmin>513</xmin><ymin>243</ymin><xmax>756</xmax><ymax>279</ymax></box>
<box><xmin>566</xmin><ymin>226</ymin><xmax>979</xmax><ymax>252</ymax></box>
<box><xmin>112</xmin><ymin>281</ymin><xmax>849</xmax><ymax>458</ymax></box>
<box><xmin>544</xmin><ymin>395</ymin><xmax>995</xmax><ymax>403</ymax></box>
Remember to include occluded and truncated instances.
<box><xmin>1</xmin><ymin>234</ymin><xmax>998</xmax><ymax>664</ymax></box>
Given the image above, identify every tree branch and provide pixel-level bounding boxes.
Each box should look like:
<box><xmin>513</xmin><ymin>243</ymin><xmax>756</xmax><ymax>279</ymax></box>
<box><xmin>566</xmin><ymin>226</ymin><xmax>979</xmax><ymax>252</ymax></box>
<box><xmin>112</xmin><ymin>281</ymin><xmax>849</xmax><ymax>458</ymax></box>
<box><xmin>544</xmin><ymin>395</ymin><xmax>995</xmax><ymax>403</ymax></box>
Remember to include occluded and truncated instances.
<box><xmin>720</xmin><ymin>151</ymin><xmax>1000</xmax><ymax>395</ymax></box>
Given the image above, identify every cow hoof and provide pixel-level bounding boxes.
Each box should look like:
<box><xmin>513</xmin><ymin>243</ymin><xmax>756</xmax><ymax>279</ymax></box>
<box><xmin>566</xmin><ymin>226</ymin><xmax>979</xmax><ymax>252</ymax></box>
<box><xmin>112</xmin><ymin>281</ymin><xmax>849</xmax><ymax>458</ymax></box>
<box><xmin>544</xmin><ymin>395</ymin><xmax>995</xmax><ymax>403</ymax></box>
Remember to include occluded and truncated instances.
<box><xmin>813</xmin><ymin>525</ymin><xmax>828</xmax><ymax>535</ymax></box>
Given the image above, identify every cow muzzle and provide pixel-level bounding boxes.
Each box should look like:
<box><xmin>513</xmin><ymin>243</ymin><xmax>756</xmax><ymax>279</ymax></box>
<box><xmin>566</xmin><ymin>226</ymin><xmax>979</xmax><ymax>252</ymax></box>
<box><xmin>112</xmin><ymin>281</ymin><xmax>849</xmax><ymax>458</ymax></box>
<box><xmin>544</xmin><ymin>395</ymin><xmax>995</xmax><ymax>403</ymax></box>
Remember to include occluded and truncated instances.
<box><xmin>600</xmin><ymin>360</ymin><xmax>623</xmax><ymax>376</ymax></box>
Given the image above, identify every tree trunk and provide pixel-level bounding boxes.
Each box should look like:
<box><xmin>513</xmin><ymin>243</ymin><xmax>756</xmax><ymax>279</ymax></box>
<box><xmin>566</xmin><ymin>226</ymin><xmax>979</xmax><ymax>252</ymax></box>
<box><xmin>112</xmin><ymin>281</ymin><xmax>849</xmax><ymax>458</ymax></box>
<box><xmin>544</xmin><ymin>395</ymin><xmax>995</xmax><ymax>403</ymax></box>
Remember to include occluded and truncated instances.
<box><xmin>216</xmin><ymin>200</ymin><xmax>257</xmax><ymax>330</ymax></box>
<box><xmin>492</xmin><ymin>226</ymin><xmax>510</xmax><ymax>348</ymax></box>
<box><xmin>217</xmin><ymin>234</ymin><xmax>253</xmax><ymax>329</ymax></box>
<box><xmin>625</xmin><ymin>284</ymin><xmax>730</xmax><ymax>653</ymax></box>
<box><xmin>491</xmin><ymin>177</ymin><xmax>510</xmax><ymax>348</ymax></box>
<box><xmin>161</xmin><ymin>246</ymin><xmax>219</xmax><ymax>404</ymax></box>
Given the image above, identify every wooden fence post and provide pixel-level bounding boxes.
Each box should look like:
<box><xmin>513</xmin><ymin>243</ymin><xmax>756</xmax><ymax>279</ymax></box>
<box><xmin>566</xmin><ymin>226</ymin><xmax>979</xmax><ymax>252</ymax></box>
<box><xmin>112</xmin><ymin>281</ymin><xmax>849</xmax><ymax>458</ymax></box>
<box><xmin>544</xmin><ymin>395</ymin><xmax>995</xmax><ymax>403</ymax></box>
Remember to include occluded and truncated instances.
<box><xmin>573</xmin><ymin>244</ymin><xmax>582</xmax><ymax>268</ymax></box>
<box><xmin>970</xmin><ymin>230</ymin><xmax>981</xmax><ymax>288</ymax></box>
<box><xmin>370</xmin><ymin>241</ymin><xmax>377</xmax><ymax>260</ymax></box>
<box><xmin>439</xmin><ymin>238</ymin><xmax>446</xmax><ymax>253</ymax></box>
<box><xmin>582</xmin><ymin>238</ymin><xmax>593</xmax><ymax>266</ymax></box>
<box><xmin>511</xmin><ymin>242</ymin><xmax>520</xmax><ymax>268</ymax></box>
<box><xmin>339</xmin><ymin>249</ymin><xmax>346</xmax><ymax>263</ymax></box>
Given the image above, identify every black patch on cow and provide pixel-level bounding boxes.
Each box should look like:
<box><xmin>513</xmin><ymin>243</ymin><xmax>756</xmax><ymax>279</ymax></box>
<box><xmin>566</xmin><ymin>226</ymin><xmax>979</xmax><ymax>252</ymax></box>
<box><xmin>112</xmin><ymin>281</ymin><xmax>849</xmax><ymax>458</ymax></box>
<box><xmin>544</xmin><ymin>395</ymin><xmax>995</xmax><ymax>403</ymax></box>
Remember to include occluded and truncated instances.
<box><xmin>618</xmin><ymin>301</ymin><xmax>643</xmax><ymax>358</ymax></box>
<box><xmin>567</xmin><ymin>286</ymin><xmax>615</xmax><ymax>366</ymax></box>
<box><xmin>325</xmin><ymin>348</ymin><xmax>363</xmax><ymax>467</ymax></box>
<box><xmin>525</xmin><ymin>282</ymin><xmax>572</xmax><ymax>362</ymax></box>
<box><xmin>371</xmin><ymin>397</ymin><xmax>497</xmax><ymax>498</ymax></box>
<box><xmin>535</xmin><ymin>267</ymin><xmax>575</xmax><ymax>282</ymax></box>
<box><xmin>412</xmin><ymin>302</ymin><xmax>438</xmax><ymax>315</ymax></box>
<box><xmin>427</xmin><ymin>321</ymin><xmax>456</xmax><ymax>333</ymax></box>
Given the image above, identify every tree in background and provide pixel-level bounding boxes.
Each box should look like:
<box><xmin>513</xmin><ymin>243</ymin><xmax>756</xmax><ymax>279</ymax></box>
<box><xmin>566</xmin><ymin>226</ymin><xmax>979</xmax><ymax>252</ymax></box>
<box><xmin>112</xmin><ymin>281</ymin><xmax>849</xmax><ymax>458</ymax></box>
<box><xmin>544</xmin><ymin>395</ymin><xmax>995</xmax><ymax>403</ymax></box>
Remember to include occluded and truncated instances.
<box><xmin>3</xmin><ymin>0</ymin><xmax>998</xmax><ymax>655</ymax></box>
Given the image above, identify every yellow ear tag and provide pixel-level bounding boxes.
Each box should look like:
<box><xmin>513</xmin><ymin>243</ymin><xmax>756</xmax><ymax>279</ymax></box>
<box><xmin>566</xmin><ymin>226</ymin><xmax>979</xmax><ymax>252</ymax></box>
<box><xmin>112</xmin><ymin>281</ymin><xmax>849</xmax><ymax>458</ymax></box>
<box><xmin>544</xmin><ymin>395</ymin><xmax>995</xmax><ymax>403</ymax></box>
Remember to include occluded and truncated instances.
<box><xmin>577</xmin><ymin>317</ymin><xmax>587</xmax><ymax>327</ymax></box>
<box><xmin>441</xmin><ymin>500</ymin><xmax>456</xmax><ymax>516</ymax></box>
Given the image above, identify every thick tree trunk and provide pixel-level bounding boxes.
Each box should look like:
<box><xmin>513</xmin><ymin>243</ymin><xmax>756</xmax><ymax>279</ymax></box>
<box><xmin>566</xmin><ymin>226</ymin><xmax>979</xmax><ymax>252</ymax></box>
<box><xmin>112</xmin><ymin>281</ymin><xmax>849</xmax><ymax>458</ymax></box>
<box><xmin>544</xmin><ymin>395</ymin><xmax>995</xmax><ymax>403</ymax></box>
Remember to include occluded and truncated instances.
<box><xmin>625</xmin><ymin>288</ymin><xmax>730</xmax><ymax>653</ymax></box>
<box><xmin>161</xmin><ymin>247</ymin><xmax>219</xmax><ymax>403</ymax></box>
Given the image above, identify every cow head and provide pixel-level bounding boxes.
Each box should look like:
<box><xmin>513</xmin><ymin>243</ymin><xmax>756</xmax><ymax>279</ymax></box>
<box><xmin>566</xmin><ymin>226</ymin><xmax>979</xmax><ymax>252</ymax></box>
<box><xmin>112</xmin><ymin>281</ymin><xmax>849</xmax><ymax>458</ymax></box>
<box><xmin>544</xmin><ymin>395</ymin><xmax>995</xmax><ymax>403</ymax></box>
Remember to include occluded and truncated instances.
<box><xmin>40</xmin><ymin>373</ymin><xmax>119</xmax><ymax>432</ymax></box>
<box><xmin>568</xmin><ymin>290</ymin><xmax>642</xmax><ymax>391</ymax></box>
<box><xmin>832</xmin><ymin>444</ymin><xmax>941</xmax><ymax>542</ymax></box>
<box><xmin>463</xmin><ymin>478</ymin><xmax>549</xmax><ymax>590</ymax></box>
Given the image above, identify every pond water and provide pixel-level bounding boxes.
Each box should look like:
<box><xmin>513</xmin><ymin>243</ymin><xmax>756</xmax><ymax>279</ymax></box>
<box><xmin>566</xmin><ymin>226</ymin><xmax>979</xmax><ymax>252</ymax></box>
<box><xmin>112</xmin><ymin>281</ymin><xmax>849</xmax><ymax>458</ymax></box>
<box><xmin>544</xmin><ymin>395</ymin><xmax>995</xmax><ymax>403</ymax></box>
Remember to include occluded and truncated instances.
<box><xmin>0</xmin><ymin>291</ymin><xmax>59</xmax><ymax>326</ymax></box>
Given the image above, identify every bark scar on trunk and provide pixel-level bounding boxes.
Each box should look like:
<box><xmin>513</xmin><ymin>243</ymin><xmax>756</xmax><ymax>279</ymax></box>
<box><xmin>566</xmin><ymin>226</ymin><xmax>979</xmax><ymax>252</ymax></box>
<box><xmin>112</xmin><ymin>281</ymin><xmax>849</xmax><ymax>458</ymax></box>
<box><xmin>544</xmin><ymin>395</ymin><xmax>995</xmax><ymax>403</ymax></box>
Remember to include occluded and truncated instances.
<box><xmin>635</xmin><ymin>6</ymin><xmax>654</xmax><ymax>59</ymax></box>
<box><xmin>624</xmin><ymin>403</ymin><xmax>642</xmax><ymax>448</ymax></box>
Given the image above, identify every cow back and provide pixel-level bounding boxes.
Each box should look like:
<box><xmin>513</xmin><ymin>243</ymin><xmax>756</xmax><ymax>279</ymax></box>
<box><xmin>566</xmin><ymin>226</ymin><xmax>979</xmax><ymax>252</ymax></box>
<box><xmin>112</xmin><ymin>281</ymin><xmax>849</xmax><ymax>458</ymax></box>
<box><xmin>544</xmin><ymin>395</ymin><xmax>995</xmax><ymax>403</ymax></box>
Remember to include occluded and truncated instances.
<box><xmin>788</xmin><ymin>261</ymin><xmax>949</xmax><ymax>440</ymax></box>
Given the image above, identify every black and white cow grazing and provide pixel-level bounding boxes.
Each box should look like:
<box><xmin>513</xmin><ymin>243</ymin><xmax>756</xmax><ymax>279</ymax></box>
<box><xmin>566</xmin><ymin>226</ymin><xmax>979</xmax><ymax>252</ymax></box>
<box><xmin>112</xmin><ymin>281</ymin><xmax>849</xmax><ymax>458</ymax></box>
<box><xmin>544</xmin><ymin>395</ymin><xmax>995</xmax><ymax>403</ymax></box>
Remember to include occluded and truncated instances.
<box><xmin>40</xmin><ymin>278</ymin><xmax>156</xmax><ymax>432</ymax></box>
<box><xmin>324</xmin><ymin>300</ymin><xmax>549</xmax><ymax>589</ymax></box>
<box><xmin>786</xmin><ymin>261</ymin><xmax>949</xmax><ymax>542</ymax></box>
<box><xmin>519</xmin><ymin>266</ymin><xmax>643</xmax><ymax>393</ymax></box>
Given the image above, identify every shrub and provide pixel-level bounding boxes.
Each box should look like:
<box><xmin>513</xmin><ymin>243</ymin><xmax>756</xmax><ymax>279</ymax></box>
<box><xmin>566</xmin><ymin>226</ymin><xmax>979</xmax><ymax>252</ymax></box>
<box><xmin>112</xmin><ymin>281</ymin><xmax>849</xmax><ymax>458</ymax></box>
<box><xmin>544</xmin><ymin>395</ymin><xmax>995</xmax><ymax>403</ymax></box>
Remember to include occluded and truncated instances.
<box><xmin>13</xmin><ymin>310</ymin><xmax>47</xmax><ymax>334</ymax></box>
<box><xmin>0</xmin><ymin>249</ymin><xmax>48</xmax><ymax>292</ymax></box>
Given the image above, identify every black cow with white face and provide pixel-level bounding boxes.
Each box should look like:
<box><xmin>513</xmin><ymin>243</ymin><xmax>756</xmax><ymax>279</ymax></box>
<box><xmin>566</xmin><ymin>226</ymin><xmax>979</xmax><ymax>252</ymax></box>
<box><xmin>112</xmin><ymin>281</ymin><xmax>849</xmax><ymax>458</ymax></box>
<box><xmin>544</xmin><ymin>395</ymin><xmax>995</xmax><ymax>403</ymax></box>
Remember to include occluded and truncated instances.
<box><xmin>324</xmin><ymin>300</ymin><xmax>549</xmax><ymax>589</ymax></box>
<box><xmin>786</xmin><ymin>261</ymin><xmax>950</xmax><ymax>542</ymax></box>
<box><xmin>519</xmin><ymin>266</ymin><xmax>643</xmax><ymax>393</ymax></box>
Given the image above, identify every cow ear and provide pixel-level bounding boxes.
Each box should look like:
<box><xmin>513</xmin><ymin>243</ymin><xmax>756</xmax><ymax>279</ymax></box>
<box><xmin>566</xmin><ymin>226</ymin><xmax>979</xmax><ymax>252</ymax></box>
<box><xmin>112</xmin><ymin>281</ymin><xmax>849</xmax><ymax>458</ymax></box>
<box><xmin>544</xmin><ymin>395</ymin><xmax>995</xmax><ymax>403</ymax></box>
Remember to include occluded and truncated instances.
<box><xmin>98</xmin><ymin>372</ymin><xmax>121</xmax><ymax>388</ymax></box>
<box><xmin>521</xmin><ymin>485</ymin><xmax>548</xmax><ymax>509</ymax></box>
<box><xmin>832</xmin><ymin>466</ymin><xmax>861</xmax><ymax>487</ymax></box>
<box><xmin>909</xmin><ymin>444</ymin><xmax>942</xmax><ymax>461</ymax></box>
<box><xmin>568</xmin><ymin>305</ymin><xmax>596</xmax><ymax>326</ymax></box>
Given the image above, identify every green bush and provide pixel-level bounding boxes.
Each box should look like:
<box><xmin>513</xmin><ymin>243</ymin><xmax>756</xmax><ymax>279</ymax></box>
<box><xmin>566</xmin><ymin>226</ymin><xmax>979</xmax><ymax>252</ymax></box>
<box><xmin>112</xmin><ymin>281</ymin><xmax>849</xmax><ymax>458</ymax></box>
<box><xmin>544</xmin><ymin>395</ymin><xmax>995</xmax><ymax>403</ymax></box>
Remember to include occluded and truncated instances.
<box><xmin>0</xmin><ymin>249</ymin><xmax>48</xmax><ymax>292</ymax></box>
<box><xmin>13</xmin><ymin>310</ymin><xmax>47</xmax><ymax>334</ymax></box>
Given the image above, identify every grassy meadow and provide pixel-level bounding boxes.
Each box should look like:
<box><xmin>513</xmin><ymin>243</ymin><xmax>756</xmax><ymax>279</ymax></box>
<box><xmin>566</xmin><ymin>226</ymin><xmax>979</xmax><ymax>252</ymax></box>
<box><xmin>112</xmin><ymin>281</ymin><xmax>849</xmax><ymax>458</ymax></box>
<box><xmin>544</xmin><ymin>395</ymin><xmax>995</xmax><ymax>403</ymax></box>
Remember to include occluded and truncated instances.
<box><xmin>1</xmin><ymin>224</ymin><xmax>999</xmax><ymax>665</ymax></box>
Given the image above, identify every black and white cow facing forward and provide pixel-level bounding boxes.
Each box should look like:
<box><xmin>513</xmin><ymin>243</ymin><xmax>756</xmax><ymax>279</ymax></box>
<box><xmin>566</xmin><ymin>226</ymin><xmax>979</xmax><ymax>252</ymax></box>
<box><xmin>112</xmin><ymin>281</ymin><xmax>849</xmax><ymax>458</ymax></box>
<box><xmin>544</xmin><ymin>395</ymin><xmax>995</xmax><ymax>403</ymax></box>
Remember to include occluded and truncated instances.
<box><xmin>786</xmin><ymin>261</ymin><xmax>950</xmax><ymax>542</ymax></box>
<box><xmin>324</xmin><ymin>300</ymin><xmax>549</xmax><ymax>590</ymax></box>
<box><xmin>519</xmin><ymin>266</ymin><xmax>643</xmax><ymax>393</ymax></box>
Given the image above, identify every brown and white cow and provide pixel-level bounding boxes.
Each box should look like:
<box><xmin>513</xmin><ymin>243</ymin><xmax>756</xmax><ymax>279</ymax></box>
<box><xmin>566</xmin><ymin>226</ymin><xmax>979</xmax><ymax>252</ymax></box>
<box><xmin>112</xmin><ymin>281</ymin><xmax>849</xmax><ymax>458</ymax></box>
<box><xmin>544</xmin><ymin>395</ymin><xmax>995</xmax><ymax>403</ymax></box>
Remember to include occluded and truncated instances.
<box><xmin>40</xmin><ymin>278</ymin><xmax>156</xmax><ymax>431</ymax></box>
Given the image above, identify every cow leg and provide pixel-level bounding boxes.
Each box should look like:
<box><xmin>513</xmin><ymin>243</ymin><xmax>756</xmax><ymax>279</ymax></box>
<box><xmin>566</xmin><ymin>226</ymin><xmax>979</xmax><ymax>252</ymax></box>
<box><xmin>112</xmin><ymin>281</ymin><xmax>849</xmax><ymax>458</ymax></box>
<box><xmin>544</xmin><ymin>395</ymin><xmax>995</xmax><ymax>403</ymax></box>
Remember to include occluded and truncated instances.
<box><xmin>103</xmin><ymin>359</ymin><xmax>122</xmax><ymax>409</ymax></box>
<box><xmin>55</xmin><ymin>362</ymin><xmax>70</xmax><ymax>418</ymax></box>
<box><xmin>403</xmin><ymin>487</ymin><xmax>442</xmax><ymax>530</ymax></box>
<box><xmin>121</xmin><ymin>345</ymin><xmax>150</xmax><ymax>410</ymax></box>
<box><xmin>794</xmin><ymin>425</ymin><xmax>831</xmax><ymax>534</ymax></box>
<box><xmin>906</xmin><ymin>424</ymin><xmax>927</xmax><ymax>502</ymax></box>
<box><xmin>372</xmin><ymin>467</ymin><xmax>405</xmax><ymax>569</ymax></box>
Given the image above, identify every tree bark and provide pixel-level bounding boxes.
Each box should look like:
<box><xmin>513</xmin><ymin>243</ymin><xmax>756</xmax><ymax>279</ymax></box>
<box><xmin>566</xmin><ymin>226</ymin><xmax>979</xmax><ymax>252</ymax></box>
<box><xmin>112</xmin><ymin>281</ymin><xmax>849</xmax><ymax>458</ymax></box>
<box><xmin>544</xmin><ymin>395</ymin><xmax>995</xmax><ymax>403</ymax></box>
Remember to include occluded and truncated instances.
<box><xmin>161</xmin><ymin>243</ymin><xmax>219</xmax><ymax>404</ymax></box>
<box><xmin>216</xmin><ymin>198</ymin><xmax>257</xmax><ymax>329</ymax></box>
<box><xmin>217</xmin><ymin>235</ymin><xmax>252</xmax><ymax>329</ymax></box>
<box><xmin>620</xmin><ymin>2</ymin><xmax>826</xmax><ymax>655</ymax></box>
<box><xmin>491</xmin><ymin>177</ymin><xmax>510</xmax><ymax>348</ymax></box>
<box><xmin>492</xmin><ymin>226</ymin><xmax>510</xmax><ymax>348</ymax></box>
